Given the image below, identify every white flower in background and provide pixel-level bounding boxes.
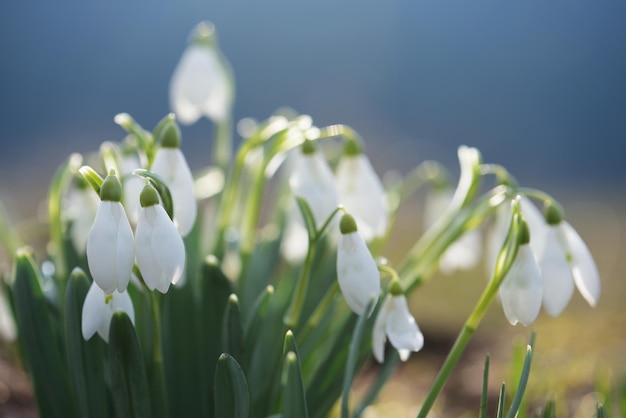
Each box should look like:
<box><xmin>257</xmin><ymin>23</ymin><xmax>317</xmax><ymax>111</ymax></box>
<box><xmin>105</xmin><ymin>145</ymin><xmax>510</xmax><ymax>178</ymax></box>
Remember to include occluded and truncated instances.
<box><xmin>336</xmin><ymin>141</ymin><xmax>388</xmax><ymax>242</ymax></box>
<box><xmin>170</xmin><ymin>21</ymin><xmax>233</xmax><ymax>124</ymax></box>
<box><xmin>81</xmin><ymin>279</ymin><xmax>135</xmax><ymax>343</ymax></box>
<box><xmin>289</xmin><ymin>140</ymin><xmax>339</xmax><ymax>228</ymax></box>
<box><xmin>0</xmin><ymin>290</ymin><xmax>16</xmax><ymax>341</ymax></box>
<box><xmin>279</xmin><ymin>202</ymin><xmax>309</xmax><ymax>263</ymax></box>
<box><xmin>336</xmin><ymin>213</ymin><xmax>380</xmax><ymax>315</ymax></box>
<box><xmin>120</xmin><ymin>152</ymin><xmax>144</xmax><ymax>225</ymax></box>
<box><xmin>424</xmin><ymin>187</ymin><xmax>481</xmax><ymax>273</ymax></box>
<box><xmin>68</xmin><ymin>179</ymin><xmax>100</xmax><ymax>254</ymax></box>
<box><xmin>373</xmin><ymin>289</ymin><xmax>424</xmax><ymax>363</ymax></box>
<box><xmin>151</xmin><ymin>121</ymin><xmax>197</xmax><ymax>236</ymax></box>
<box><xmin>498</xmin><ymin>223</ymin><xmax>543</xmax><ymax>326</ymax></box>
<box><xmin>135</xmin><ymin>183</ymin><xmax>186</xmax><ymax>293</ymax></box>
<box><xmin>86</xmin><ymin>172</ymin><xmax>135</xmax><ymax>294</ymax></box>
<box><xmin>448</xmin><ymin>145</ymin><xmax>482</xmax><ymax>212</ymax></box>
<box><xmin>538</xmin><ymin>212</ymin><xmax>600</xmax><ymax>316</ymax></box>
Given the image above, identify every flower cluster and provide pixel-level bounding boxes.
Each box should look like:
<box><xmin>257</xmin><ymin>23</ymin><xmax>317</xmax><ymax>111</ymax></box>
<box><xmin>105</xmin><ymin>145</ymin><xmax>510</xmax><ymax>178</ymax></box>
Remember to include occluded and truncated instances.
<box><xmin>80</xmin><ymin>121</ymin><xmax>194</xmax><ymax>343</ymax></box>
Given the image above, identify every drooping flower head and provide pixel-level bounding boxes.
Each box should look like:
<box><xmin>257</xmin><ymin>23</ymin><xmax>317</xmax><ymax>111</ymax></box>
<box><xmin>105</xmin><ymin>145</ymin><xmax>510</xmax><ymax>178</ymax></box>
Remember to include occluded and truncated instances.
<box><xmin>537</xmin><ymin>204</ymin><xmax>600</xmax><ymax>316</ymax></box>
<box><xmin>150</xmin><ymin>120</ymin><xmax>197</xmax><ymax>236</ymax></box>
<box><xmin>68</xmin><ymin>175</ymin><xmax>100</xmax><ymax>254</ymax></box>
<box><xmin>86</xmin><ymin>171</ymin><xmax>135</xmax><ymax>294</ymax></box>
<box><xmin>82</xmin><ymin>278</ymin><xmax>135</xmax><ymax>343</ymax></box>
<box><xmin>498</xmin><ymin>219</ymin><xmax>543</xmax><ymax>326</ymax></box>
<box><xmin>335</xmin><ymin>138</ymin><xmax>388</xmax><ymax>242</ymax></box>
<box><xmin>336</xmin><ymin>213</ymin><xmax>380</xmax><ymax>316</ymax></box>
<box><xmin>170</xmin><ymin>21</ymin><xmax>234</xmax><ymax>125</ymax></box>
<box><xmin>372</xmin><ymin>280</ymin><xmax>424</xmax><ymax>363</ymax></box>
<box><xmin>288</xmin><ymin>140</ymin><xmax>339</xmax><ymax>229</ymax></box>
<box><xmin>135</xmin><ymin>182</ymin><xmax>186</xmax><ymax>293</ymax></box>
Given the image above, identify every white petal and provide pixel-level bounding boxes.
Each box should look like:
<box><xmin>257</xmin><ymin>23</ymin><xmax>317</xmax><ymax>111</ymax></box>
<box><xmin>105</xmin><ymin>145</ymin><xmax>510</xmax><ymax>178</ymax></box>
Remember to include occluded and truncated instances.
<box><xmin>0</xmin><ymin>290</ymin><xmax>16</xmax><ymax>341</ymax></box>
<box><xmin>439</xmin><ymin>229</ymin><xmax>482</xmax><ymax>274</ymax></box>
<box><xmin>169</xmin><ymin>45</ymin><xmax>232</xmax><ymax>124</ymax></box>
<box><xmin>280</xmin><ymin>203</ymin><xmax>309</xmax><ymax>263</ymax></box>
<box><xmin>289</xmin><ymin>151</ymin><xmax>339</xmax><ymax>228</ymax></box>
<box><xmin>151</xmin><ymin>149</ymin><xmax>197</xmax><ymax>236</ymax></box>
<box><xmin>151</xmin><ymin>205</ymin><xmax>186</xmax><ymax>288</ymax></box>
<box><xmin>336</xmin><ymin>155</ymin><xmax>388</xmax><ymax>241</ymax></box>
<box><xmin>135</xmin><ymin>208</ymin><xmax>161</xmax><ymax>292</ymax></box>
<box><xmin>423</xmin><ymin>188</ymin><xmax>453</xmax><ymax>228</ymax></box>
<box><xmin>336</xmin><ymin>232</ymin><xmax>380</xmax><ymax>315</ymax></box>
<box><xmin>385</xmin><ymin>296</ymin><xmax>424</xmax><ymax>360</ymax></box>
<box><xmin>561</xmin><ymin>222</ymin><xmax>600</xmax><ymax>307</ymax></box>
<box><xmin>121</xmin><ymin>154</ymin><xmax>144</xmax><ymax>225</ymax></box>
<box><xmin>82</xmin><ymin>282</ymin><xmax>105</xmax><ymax>340</ymax></box>
<box><xmin>449</xmin><ymin>146</ymin><xmax>481</xmax><ymax>212</ymax></box>
<box><xmin>372</xmin><ymin>297</ymin><xmax>391</xmax><ymax>363</ymax></box>
<box><xmin>539</xmin><ymin>227</ymin><xmax>575</xmax><ymax>316</ymax></box>
<box><xmin>87</xmin><ymin>202</ymin><xmax>134</xmax><ymax>294</ymax></box>
<box><xmin>520</xmin><ymin>197</ymin><xmax>548</xmax><ymax>257</ymax></box>
<box><xmin>499</xmin><ymin>246</ymin><xmax>542</xmax><ymax>326</ymax></box>
<box><xmin>69</xmin><ymin>188</ymin><xmax>99</xmax><ymax>254</ymax></box>
<box><xmin>96</xmin><ymin>290</ymin><xmax>135</xmax><ymax>343</ymax></box>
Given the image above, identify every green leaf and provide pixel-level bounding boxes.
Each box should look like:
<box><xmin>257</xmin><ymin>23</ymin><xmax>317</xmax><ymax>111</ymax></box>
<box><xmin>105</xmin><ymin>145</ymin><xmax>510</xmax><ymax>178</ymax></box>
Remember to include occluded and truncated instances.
<box><xmin>540</xmin><ymin>397</ymin><xmax>555</xmax><ymax>418</ymax></box>
<box><xmin>341</xmin><ymin>299</ymin><xmax>375</xmax><ymax>418</ymax></box>
<box><xmin>506</xmin><ymin>344</ymin><xmax>534</xmax><ymax>418</ymax></box>
<box><xmin>223</xmin><ymin>294</ymin><xmax>246</xmax><ymax>371</ymax></box>
<box><xmin>294</xmin><ymin>196</ymin><xmax>317</xmax><ymax>241</ymax></box>
<box><xmin>479</xmin><ymin>354</ymin><xmax>490</xmax><ymax>418</ymax></box>
<box><xmin>282</xmin><ymin>351</ymin><xmax>309</xmax><ymax>418</ymax></box>
<box><xmin>214</xmin><ymin>353</ymin><xmax>250</xmax><ymax>418</ymax></box>
<box><xmin>108</xmin><ymin>311</ymin><xmax>152</xmax><ymax>418</ymax></box>
<box><xmin>244</xmin><ymin>285</ymin><xmax>274</xmax><ymax>352</ymax></box>
<box><xmin>11</xmin><ymin>248</ymin><xmax>76</xmax><ymax>418</ymax></box>
<box><xmin>497</xmin><ymin>382</ymin><xmax>506</xmax><ymax>418</ymax></box>
<box><xmin>64</xmin><ymin>268</ymin><xmax>109</xmax><ymax>418</ymax></box>
<box><xmin>78</xmin><ymin>164</ymin><xmax>104</xmax><ymax>196</ymax></box>
<box><xmin>132</xmin><ymin>169</ymin><xmax>175</xmax><ymax>221</ymax></box>
<box><xmin>597</xmin><ymin>403</ymin><xmax>607</xmax><ymax>418</ymax></box>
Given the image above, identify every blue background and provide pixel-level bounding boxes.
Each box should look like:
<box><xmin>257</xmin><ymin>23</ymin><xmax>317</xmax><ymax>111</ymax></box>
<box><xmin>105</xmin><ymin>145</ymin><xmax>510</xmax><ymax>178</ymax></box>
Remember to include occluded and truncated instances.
<box><xmin>1</xmin><ymin>1</ymin><xmax>625</xmax><ymax>208</ymax></box>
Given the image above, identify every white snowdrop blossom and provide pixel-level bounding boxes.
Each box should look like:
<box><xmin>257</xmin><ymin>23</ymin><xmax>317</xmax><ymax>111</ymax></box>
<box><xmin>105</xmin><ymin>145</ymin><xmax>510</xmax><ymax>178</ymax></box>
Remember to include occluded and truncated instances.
<box><xmin>336</xmin><ymin>214</ymin><xmax>380</xmax><ymax>315</ymax></box>
<box><xmin>289</xmin><ymin>144</ymin><xmax>339</xmax><ymax>228</ymax></box>
<box><xmin>449</xmin><ymin>145</ymin><xmax>482</xmax><ymax>213</ymax></box>
<box><xmin>499</xmin><ymin>245</ymin><xmax>543</xmax><ymax>326</ymax></box>
<box><xmin>151</xmin><ymin>137</ymin><xmax>197</xmax><ymax>237</ymax></box>
<box><xmin>373</xmin><ymin>294</ymin><xmax>424</xmax><ymax>363</ymax></box>
<box><xmin>68</xmin><ymin>184</ymin><xmax>100</xmax><ymax>254</ymax></box>
<box><xmin>135</xmin><ymin>184</ymin><xmax>186</xmax><ymax>293</ymax></box>
<box><xmin>538</xmin><ymin>221</ymin><xmax>600</xmax><ymax>316</ymax></box>
<box><xmin>86</xmin><ymin>174</ymin><xmax>135</xmax><ymax>294</ymax></box>
<box><xmin>424</xmin><ymin>187</ymin><xmax>481</xmax><ymax>273</ymax></box>
<box><xmin>279</xmin><ymin>202</ymin><xmax>309</xmax><ymax>263</ymax></box>
<box><xmin>82</xmin><ymin>280</ymin><xmax>135</xmax><ymax>343</ymax></box>
<box><xmin>336</xmin><ymin>152</ymin><xmax>388</xmax><ymax>241</ymax></box>
<box><xmin>170</xmin><ymin>23</ymin><xmax>233</xmax><ymax>124</ymax></box>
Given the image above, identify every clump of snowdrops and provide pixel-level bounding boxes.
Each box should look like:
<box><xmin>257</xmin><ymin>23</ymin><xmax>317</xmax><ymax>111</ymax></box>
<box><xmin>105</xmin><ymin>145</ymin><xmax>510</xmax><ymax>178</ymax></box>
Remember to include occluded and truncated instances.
<box><xmin>0</xmin><ymin>21</ymin><xmax>610</xmax><ymax>418</ymax></box>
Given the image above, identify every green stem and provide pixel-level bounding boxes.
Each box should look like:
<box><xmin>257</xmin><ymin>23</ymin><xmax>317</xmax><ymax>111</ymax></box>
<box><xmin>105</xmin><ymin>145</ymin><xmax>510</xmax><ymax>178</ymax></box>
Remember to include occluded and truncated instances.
<box><xmin>149</xmin><ymin>291</ymin><xmax>167</xmax><ymax>418</ymax></box>
<box><xmin>283</xmin><ymin>241</ymin><xmax>316</xmax><ymax>328</ymax></box>
<box><xmin>213</xmin><ymin>116</ymin><xmax>232</xmax><ymax>172</ymax></box>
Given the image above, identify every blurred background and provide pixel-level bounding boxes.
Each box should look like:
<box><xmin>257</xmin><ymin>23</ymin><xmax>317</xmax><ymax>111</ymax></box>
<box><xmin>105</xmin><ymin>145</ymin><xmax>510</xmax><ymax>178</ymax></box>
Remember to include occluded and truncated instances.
<box><xmin>1</xmin><ymin>1</ymin><xmax>625</xmax><ymax>416</ymax></box>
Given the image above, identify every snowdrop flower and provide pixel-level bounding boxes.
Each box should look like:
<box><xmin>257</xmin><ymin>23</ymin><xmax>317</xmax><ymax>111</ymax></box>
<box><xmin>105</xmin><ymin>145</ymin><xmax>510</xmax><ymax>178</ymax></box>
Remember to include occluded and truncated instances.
<box><xmin>86</xmin><ymin>172</ymin><xmax>135</xmax><ymax>294</ymax></box>
<box><xmin>289</xmin><ymin>140</ymin><xmax>339</xmax><ymax>228</ymax></box>
<box><xmin>336</xmin><ymin>213</ymin><xmax>380</xmax><ymax>315</ymax></box>
<box><xmin>448</xmin><ymin>145</ymin><xmax>482</xmax><ymax>212</ymax></box>
<box><xmin>538</xmin><ymin>206</ymin><xmax>600</xmax><ymax>316</ymax></box>
<box><xmin>68</xmin><ymin>177</ymin><xmax>100</xmax><ymax>254</ymax></box>
<box><xmin>498</xmin><ymin>221</ymin><xmax>543</xmax><ymax>326</ymax></box>
<box><xmin>372</xmin><ymin>281</ymin><xmax>424</xmax><ymax>363</ymax></box>
<box><xmin>424</xmin><ymin>186</ymin><xmax>481</xmax><ymax>273</ymax></box>
<box><xmin>81</xmin><ymin>278</ymin><xmax>135</xmax><ymax>343</ymax></box>
<box><xmin>120</xmin><ymin>152</ymin><xmax>144</xmax><ymax>225</ymax></box>
<box><xmin>335</xmin><ymin>139</ymin><xmax>388</xmax><ymax>241</ymax></box>
<box><xmin>170</xmin><ymin>21</ymin><xmax>233</xmax><ymax>125</ymax></box>
<box><xmin>151</xmin><ymin>120</ymin><xmax>197</xmax><ymax>236</ymax></box>
<box><xmin>135</xmin><ymin>183</ymin><xmax>186</xmax><ymax>293</ymax></box>
<box><xmin>279</xmin><ymin>201</ymin><xmax>309</xmax><ymax>263</ymax></box>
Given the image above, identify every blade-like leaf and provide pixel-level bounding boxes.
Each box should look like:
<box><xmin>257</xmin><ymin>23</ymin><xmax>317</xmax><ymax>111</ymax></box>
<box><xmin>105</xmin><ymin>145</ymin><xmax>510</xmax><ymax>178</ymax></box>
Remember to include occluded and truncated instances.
<box><xmin>12</xmin><ymin>248</ymin><xmax>76</xmax><ymax>418</ymax></box>
<box><xmin>214</xmin><ymin>353</ymin><xmax>250</xmax><ymax>418</ymax></box>
<box><xmin>283</xmin><ymin>351</ymin><xmax>308</xmax><ymax>418</ymax></box>
<box><xmin>64</xmin><ymin>268</ymin><xmax>109</xmax><ymax>418</ymax></box>
<box><xmin>480</xmin><ymin>354</ymin><xmax>490</xmax><ymax>418</ymax></box>
<box><xmin>294</xmin><ymin>196</ymin><xmax>317</xmax><ymax>240</ymax></box>
<box><xmin>108</xmin><ymin>311</ymin><xmax>151</xmax><ymax>418</ymax></box>
<box><xmin>223</xmin><ymin>294</ymin><xmax>246</xmax><ymax>371</ymax></box>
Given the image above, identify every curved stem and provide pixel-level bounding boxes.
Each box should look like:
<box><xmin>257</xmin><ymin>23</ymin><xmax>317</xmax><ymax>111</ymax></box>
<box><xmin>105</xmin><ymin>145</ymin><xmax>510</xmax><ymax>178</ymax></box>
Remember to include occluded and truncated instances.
<box><xmin>149</xmin><ymin>291</ymin><xmax>167</xmax><ymax>418</ymax></box>
<box><xmin>283</xmin><ymin>240</ymin><xmax>316</xmax><ymax>328</ymax></box>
